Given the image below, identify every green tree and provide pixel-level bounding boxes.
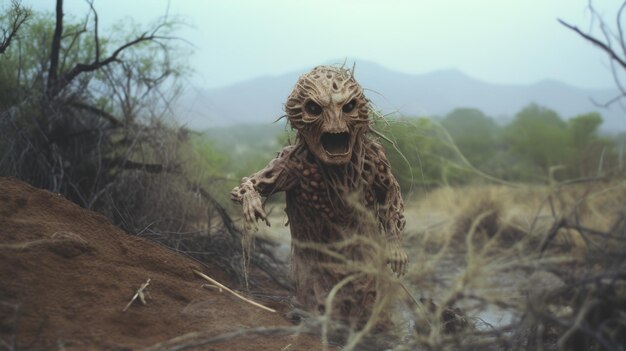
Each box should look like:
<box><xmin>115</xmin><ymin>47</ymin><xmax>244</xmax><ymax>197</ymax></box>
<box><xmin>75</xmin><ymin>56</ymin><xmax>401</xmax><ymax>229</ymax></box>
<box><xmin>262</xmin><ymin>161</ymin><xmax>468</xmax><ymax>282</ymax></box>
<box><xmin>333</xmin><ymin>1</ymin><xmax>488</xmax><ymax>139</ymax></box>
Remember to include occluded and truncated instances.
<box><xmin>568</xmin><ymin>112</ymin><xmax>603</xmax><ymax>147</ymax></box>
<box><xmin>441</xmin><ymin>108</ymin><xmax>500</xmax><ymax>169</ymax></box>
<box><xmin>375</xmin><ymin>116</ymin><xmax>477</xmax><ymax>192</ymax></box>
<box><xmin>566</xmin><ymin>112</ymin><xmax>609</xmax><ymax>176</ymax></box>
<box><xmin>504</xmin><ymin>104</ymin><xmax>569</xmax><ymax>179</ymax></box>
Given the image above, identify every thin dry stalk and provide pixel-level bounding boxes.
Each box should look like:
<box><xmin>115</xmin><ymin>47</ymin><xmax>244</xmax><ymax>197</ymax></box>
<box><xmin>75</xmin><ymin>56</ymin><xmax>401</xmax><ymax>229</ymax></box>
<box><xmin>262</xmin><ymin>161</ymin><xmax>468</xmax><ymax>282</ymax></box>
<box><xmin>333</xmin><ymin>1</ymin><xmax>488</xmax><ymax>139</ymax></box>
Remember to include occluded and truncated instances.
<box><xmin>123</xmin><ymin>278</ymin><xmax>151</xmax><ymax>312</ymax></box>
<box><xmin>191</xmin><ymin>269</ymin><xmax>277</xmax><ymax>313</ymax></box>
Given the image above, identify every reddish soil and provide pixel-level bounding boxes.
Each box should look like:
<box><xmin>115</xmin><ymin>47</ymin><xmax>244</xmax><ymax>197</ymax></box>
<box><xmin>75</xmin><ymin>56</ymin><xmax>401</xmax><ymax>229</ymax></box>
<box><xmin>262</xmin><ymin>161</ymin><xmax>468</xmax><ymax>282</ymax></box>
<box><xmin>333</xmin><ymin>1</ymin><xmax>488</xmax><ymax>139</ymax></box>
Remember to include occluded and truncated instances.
<box><xmin>0</xmin><ymin>178</ymin><xmax>325</xmax><ymax>350</ymax></box>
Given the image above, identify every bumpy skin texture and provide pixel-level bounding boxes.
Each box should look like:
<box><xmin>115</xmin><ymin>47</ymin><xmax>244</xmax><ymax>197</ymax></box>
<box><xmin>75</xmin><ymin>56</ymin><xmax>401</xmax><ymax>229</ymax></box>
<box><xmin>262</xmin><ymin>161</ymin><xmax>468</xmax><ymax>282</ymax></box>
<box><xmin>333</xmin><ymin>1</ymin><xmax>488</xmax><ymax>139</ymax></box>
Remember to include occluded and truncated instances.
<box><xmin>231</xmin><ymin>66</ymin><xmax>407</xmax><ymax>325</ymax></box>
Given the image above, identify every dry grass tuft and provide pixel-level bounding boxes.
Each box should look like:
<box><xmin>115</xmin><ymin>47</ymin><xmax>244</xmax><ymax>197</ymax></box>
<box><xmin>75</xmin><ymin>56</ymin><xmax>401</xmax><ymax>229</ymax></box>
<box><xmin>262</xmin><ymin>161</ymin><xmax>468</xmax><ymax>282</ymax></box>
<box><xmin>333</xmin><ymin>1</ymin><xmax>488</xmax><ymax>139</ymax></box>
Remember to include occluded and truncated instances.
<box><xmin>389</xmin><ymin>180</ymin><xmax>626</xmax><ymax>351</ymax></box>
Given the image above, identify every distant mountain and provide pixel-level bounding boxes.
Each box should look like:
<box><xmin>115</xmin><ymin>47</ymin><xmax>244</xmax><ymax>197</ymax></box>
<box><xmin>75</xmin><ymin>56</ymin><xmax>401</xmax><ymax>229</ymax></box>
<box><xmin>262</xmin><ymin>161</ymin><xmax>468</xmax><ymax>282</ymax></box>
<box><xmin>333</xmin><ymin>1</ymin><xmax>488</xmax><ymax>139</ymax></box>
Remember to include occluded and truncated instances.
<box><xmin>177</xmin><ymin>61</ymin><xmax>624</xmax><ymax>132</ymax></box>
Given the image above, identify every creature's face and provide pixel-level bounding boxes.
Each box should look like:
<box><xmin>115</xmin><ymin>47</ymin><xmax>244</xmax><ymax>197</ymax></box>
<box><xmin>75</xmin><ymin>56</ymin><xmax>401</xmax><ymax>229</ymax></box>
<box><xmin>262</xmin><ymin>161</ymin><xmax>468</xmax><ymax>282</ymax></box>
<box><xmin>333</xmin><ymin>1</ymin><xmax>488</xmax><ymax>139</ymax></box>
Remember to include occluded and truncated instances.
<box><xmin>285</xmin><ymin>66</ymin><xmax>370</xmax><ymax>165</ymax></box>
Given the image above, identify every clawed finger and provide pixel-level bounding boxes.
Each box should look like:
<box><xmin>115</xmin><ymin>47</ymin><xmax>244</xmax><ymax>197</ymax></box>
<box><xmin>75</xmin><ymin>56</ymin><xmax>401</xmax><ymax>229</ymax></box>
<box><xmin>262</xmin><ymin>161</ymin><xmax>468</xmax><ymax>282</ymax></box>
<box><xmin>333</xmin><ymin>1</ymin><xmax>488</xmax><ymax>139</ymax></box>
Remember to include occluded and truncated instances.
<box><xmin>388</xmin><ymin>251</ymin><xmax>408</xmax><ymax>277</ymax></box>
<box><xmin>241</xmin><ymin>192</ymin><xmax>269</xmax><ymax>228</ymax></box>
<box><xmin>253</xmin><ymin>207</ymin><xmax>270</xmax><ymax>227</ymax></box>
<box><xmin>400</xmin><ymin>254</ymin><xmax>408</xmax><ymax>276</ymax></box>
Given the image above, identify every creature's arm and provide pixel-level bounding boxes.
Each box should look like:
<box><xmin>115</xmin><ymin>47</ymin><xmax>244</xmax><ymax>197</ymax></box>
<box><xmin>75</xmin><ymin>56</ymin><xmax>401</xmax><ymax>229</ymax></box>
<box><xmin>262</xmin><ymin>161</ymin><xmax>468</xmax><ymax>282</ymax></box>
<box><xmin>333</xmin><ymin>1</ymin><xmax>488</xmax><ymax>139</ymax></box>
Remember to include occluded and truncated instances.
<box><xmin>371</xmin><ymin>143</ymin><xmax>408</xmax><ymax>276</ymax></box>
<box><xmin>231</xmin><ymin>146</ymin><xmax>298</xmax><ymax>227</ymax></box>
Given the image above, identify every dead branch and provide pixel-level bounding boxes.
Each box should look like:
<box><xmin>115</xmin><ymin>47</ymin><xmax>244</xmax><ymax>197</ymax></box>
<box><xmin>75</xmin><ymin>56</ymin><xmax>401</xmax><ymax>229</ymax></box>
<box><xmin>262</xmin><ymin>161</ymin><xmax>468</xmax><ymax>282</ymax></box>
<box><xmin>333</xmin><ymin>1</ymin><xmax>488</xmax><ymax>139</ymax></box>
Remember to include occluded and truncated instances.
<box><xmin>59</xmin><ymin>24</ymin><xmax>88</xmax><ymax>74</ymax></box>
<box><xmin>558</xmin><ymin>18</ymin><xmax>626</xmax><ymax>71</ymax></box>
<box><xmin>46</xmin><ymin>0</ymin><xmax>64</xmax><ymax>94</ymax></box>
<box><xmin>0</xmin><ymin>0</ymin><xmax>31</xmax><ymax>54</ymax></box>
<box><xmin>45</xmin><ymin>0</ymin><xmax>175</xmax><ymax>98</ymax></box>
<box><xmin>558</xmin><ymin>1</ymin><xmax>626</xmax><ymax>109</ymax></box>
<box><xmin>189</xmin><ymin>183</ymin><xmax>238</xmax><ymax>237</ymax></box>
<box><xmin>107</xmin><ymin>157</ymin><xmax>179</xmax><ymax>174</ymax></box>
<box><xmin>53</xmin><ymin>29</ymin><xmax>171</xmax><ymax>97</ymax></box>
<box><xmin>86</xmin><ymin>0</ymin><xmax>100</xmax><ymax>63</ymax></box>
<box><xmin>181</xmin><ymin>183</ymin><xmax>291</xmax><ymax>291</ymax></box>
<box><xmin>69</xmin><ymin>101</ymin><xmax>123</xmax><ymax>127</ymax></box>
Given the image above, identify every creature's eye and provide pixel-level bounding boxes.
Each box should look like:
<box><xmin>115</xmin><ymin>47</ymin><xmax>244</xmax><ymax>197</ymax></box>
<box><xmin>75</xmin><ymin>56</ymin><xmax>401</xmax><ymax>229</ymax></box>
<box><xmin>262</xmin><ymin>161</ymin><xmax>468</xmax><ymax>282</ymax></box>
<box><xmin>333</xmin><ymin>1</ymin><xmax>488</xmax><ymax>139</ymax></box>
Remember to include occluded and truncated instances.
<box><xmin>305</xmin><ymin>101</ymin><xmax>323</xmax><ymax>116</ymax></box>
<box><xmin>342</xmin><ymin>99</ymin><xmax>356</xmax><ymax>113</ymax></box>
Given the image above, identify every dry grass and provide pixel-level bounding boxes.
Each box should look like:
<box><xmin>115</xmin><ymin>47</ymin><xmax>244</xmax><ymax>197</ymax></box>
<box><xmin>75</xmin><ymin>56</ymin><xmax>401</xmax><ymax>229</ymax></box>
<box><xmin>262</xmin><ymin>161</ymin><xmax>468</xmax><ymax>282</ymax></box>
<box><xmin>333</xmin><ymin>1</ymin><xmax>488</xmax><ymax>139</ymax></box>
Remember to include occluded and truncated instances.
<box><xmin>185</xmin><ymin>180</ymin><xmax>622</xmax><ymax>350</ymax></box>
<box><xmin>93</xmin><ymin>178</ymin><xmax>625</xmax><ymax>351</ymax></box>
<box><xmin>65</xmin><ymin>132</ymin><xmax>623</xmax><ymax>351</ymax></box>
<box><xmin>385</xmin><ymin>180</ymin><xmax>626</xmax><ymax>350</ymax></box>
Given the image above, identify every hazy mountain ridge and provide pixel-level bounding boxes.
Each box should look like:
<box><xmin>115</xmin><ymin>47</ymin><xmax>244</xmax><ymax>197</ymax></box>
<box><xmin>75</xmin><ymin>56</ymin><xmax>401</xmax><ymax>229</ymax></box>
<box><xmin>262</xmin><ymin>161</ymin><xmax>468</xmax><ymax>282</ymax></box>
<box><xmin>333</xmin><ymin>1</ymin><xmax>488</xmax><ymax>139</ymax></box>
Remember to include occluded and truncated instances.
<box><xmin>178</xmin><ymin>61</ymin><xmax>623</xmax><ymax>131</ymax></box>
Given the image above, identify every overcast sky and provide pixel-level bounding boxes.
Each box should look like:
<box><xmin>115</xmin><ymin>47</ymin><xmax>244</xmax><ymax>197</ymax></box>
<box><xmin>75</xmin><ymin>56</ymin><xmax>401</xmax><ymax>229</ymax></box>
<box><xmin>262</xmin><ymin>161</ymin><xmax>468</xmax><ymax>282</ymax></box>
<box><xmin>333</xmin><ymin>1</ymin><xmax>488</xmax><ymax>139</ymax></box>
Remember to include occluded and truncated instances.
<box><xmin>23</xmin><ymin>0</ymin><xmax>620</xmax><ymax>90</ymax></box>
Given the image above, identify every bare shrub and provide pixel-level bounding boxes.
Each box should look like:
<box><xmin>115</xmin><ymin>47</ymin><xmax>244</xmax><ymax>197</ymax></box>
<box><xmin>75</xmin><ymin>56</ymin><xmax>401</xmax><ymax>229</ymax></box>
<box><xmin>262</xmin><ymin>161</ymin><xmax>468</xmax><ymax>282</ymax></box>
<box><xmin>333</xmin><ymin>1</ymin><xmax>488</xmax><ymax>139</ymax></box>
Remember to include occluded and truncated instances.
<box><xmin>0</xmin><ymin>1</ymin><xmax>289</xmax><ymax>293</ymax></box>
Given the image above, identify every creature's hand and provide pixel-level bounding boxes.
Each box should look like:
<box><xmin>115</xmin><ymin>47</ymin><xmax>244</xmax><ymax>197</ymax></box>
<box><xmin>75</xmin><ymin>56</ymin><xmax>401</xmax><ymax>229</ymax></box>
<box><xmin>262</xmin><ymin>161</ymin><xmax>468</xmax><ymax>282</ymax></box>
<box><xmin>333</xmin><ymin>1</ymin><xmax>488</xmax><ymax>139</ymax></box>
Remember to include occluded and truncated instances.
<box><xmin>242</xmin><ymin>190</ymin><xmax>271</xmax><ymax>228</ymax></box>
<box><xmin>386</xmin><ymin>239</ymin><xmax>408</xmax><ymax>277</ymax></box>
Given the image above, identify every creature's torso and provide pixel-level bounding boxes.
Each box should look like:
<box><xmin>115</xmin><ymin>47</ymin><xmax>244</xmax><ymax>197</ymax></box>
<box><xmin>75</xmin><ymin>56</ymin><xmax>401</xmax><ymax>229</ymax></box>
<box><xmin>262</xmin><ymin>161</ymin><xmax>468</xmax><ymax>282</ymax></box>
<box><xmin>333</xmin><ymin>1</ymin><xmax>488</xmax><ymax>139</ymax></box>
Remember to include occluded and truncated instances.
<box><xmin>231</xmin><ymin>136</ymin><xmax>406</xmax><ymax>325</ymax></box>
<box><xmin>278</xmin><ymin>139</ymin><xmax>397</xmax><ymax>244</ymax></box>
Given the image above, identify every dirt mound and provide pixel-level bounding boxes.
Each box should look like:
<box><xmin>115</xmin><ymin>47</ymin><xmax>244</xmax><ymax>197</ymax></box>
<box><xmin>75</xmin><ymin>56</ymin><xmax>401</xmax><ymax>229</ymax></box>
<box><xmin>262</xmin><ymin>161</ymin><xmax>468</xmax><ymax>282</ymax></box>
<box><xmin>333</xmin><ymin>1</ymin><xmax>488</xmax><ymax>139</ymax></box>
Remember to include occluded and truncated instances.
<box><xmin>0</xmin><ymin>178</ymin><xmax>322</xmax><ymax>350</ymax></box>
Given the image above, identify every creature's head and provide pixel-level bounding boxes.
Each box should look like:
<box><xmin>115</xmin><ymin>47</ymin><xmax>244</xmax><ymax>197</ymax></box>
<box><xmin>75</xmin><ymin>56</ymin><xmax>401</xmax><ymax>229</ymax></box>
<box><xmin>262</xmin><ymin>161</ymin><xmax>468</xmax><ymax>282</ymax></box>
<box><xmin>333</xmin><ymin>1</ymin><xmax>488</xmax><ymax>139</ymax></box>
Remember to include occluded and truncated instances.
<box><xmin>285</xmin><ymin>65</ymin><xmax>370</xmax><ymax>165</ymax></box>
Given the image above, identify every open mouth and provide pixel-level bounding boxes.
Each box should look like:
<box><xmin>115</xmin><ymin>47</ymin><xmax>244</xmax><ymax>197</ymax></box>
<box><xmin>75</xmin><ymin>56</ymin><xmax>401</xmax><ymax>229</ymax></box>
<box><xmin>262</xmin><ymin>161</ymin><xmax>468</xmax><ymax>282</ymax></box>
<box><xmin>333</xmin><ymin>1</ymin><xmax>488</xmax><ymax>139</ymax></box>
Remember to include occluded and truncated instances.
<box><xmin>320</xmin><ymin>132</ymin><xmax>350</xmax><ymax>155</ymax></box>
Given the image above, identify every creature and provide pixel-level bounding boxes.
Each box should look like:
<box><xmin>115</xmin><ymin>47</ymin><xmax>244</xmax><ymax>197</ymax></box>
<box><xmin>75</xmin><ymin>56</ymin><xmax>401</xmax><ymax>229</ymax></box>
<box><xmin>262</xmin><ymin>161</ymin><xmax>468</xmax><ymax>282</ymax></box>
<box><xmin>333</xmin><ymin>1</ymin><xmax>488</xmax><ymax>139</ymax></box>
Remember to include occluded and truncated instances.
<box><xmin>231</xmin><ymin>65</ymin><xmax>407</xmax><ymax>326</ymax></box>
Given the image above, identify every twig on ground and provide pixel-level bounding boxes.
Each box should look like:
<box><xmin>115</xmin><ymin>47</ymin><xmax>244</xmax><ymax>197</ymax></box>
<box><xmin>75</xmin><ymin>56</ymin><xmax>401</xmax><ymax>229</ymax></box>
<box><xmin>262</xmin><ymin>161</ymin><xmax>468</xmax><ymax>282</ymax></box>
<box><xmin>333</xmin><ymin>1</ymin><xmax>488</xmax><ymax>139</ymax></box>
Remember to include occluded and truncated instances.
<box><xmin>191</xmin><ymin>268</ymin><xmax>277</xmax><ymax>313</ymax></box>
<box><xmin>201</xmin><ymin>284</ymin><xmax>223</xmax><ymax>293</ymax></box>
<box><xmin>123</xmin><ymin>278</ymin><xmax>151</xmax><ymax>312</ymax></box>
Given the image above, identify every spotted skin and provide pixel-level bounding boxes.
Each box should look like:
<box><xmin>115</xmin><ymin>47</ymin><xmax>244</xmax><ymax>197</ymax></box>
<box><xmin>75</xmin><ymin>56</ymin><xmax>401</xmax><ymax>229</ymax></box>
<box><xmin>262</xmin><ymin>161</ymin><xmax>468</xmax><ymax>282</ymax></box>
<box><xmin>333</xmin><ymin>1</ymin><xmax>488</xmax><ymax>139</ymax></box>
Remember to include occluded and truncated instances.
<box><xmin>231</xmin><ymin>66</ymin><xmax>407</xmax><ymax>326</ymax></box>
